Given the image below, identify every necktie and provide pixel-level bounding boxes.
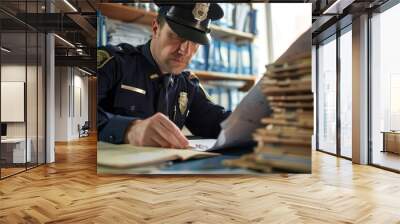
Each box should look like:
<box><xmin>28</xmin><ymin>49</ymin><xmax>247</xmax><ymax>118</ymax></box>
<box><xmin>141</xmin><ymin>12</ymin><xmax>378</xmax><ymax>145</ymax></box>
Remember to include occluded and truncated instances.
<box><xmin>157</xmin><ymin>74</ymin><xmax>173</xmax><ymax>117</ymax></box>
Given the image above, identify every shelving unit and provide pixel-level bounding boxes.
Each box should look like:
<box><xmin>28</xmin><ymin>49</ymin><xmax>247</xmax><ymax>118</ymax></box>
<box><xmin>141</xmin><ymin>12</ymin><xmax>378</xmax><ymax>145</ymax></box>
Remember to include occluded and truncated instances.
<box><xmin>98</xmin><ymin>3</ymin><xmax>157</xmax><ymax>26</ymax></box>
<box><xmin>97</xmin><ymin>3</ymin><xmax>255</xmax><ymax>41</ymax></box>
<box><xmin>209</xmin><ymin>24</ymin><xmax>255</xmax><ymax>41</ymax></box>
<box><xmin>97</xmin><ymin>3</ymin><xmax>257</xmax><ymax>92</ymax></box>
<box><xmin>191</xmin><ymin>70</ymin><xmax>255</xmax><ymax>91</ymax></box>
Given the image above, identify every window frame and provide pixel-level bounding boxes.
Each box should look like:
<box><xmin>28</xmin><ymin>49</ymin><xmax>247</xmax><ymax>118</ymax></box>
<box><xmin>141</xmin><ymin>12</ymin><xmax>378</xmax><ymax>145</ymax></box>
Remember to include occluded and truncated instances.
<box><xmin>367</xmin><ymin>0</ymin><xmax>400</xmax><ymax>173</ymax></box>
<box><xmin>315</xmin><ymin>22</ymin><xmax>353</xmax><ymax>160</ymax></box>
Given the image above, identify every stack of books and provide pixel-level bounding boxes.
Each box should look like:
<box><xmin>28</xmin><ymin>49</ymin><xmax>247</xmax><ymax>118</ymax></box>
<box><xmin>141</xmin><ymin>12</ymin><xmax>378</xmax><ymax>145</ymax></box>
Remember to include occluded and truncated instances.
<box><xmin>223</xmin><ymin>56</ymin><xmax>312</xmax><ymax>173</ymax></box>
<box><xmin>105</xmin><ymin>17</ymin><xmax>152</xmax><ymax>47</ymax></box>
<box><xmin>188</xmin><ymin>38</ymin><xmax>255</xmax><ymax>75</ymax></box>
<box><xmin>213</xmin><ymin>3</ymin><xmax>258</xmax><ymax>34</ymax></box>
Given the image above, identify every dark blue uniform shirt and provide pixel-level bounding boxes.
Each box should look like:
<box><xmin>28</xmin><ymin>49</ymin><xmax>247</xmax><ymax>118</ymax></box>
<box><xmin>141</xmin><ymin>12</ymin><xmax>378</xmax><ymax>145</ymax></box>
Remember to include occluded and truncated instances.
<box><xmin>97</xmin><ymin>40</ymin><xmax>231</xmax><ymax>144</ymax></box>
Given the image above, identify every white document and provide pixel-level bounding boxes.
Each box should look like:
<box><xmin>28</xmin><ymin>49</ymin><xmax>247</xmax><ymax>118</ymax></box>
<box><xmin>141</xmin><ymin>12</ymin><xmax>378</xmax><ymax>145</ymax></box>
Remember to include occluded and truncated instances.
<box><xmin>189</xmin><ymin>139</ymin><xmax>217</xmax><ymax>152</ymax></box>
<box><xmin>189</xmin><ymin>80</ymin><xmax>272</xmax><ymax>152</ymax></box>
<box><xmin>213</xmin><ymin>80</ymin><xmax>272</xmax><ymax>150</ymax></box>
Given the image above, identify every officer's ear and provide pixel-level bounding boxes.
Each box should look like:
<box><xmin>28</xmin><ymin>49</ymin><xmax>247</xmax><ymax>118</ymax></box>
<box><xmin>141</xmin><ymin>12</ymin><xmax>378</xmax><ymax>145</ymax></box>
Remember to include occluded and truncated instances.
<box><xmin>151</xmin><ymin>18</ymin><xmax>160</xmax><ymax>39</ymax></box>
<box><xmin>153</xmin><ymin>15</ymin><xmax>166</xmax><ymax>39</ymax></box>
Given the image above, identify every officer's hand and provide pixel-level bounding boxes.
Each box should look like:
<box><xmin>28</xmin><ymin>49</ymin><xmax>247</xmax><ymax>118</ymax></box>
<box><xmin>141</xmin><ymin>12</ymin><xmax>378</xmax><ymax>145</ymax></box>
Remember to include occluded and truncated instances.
<box><xmin>124</xmin><ymin>112</ymin><xmax>189</xmax><ymax>149</ymax></box>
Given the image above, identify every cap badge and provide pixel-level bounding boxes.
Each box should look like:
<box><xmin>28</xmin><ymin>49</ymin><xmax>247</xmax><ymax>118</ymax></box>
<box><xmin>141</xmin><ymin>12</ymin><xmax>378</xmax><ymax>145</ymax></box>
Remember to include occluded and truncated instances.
<box><xmin>192</xmin><ymin>3</ymin><xmax>209</xmax><ymax>22</ymax></box>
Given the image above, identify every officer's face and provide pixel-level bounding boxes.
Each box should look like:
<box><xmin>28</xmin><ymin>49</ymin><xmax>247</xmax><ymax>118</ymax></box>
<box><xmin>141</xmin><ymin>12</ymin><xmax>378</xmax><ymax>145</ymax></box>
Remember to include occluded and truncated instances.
<box><xmin>152</xmin><ymin>21</ymin><xmax>199</xmax><ymax>74</ymax></box>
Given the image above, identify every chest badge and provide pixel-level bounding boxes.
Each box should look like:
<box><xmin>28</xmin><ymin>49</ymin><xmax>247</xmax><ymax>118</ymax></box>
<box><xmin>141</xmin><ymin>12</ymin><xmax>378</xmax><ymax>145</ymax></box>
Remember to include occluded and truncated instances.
<box><xmin>178</xmin><ymin>92</ymin><xmax>188</xmax><ymax>115</ymax></box>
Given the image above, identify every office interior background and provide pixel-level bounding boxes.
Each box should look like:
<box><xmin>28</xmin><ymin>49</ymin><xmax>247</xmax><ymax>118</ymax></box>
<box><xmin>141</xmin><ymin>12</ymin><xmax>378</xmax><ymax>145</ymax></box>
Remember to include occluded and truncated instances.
<box><xmin>0</xmin><ymin>0</ymin><xmax>398</xmax><ymax>177</ymax></box>
<box><xmin>0</xmin><ymin>1</ymin><xmax>399</xmax><ymax>223</ymax></box>
<box><xmin>0</xmin><ymin>0</ymin><xmax>97</xmax><ymax>179</ymax></box>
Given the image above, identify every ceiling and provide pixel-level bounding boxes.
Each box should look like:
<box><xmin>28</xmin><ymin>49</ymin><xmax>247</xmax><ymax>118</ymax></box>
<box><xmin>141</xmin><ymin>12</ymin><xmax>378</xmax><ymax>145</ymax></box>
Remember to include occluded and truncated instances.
<box><xmin>307</xmin><ymin>0</ymin><xmax>390</xmax><ymax>43</ymax></box>
<box><xmin>0</xmin><ymin>0</ymin><xmax>99</xmax><ymax>71</ymax></box>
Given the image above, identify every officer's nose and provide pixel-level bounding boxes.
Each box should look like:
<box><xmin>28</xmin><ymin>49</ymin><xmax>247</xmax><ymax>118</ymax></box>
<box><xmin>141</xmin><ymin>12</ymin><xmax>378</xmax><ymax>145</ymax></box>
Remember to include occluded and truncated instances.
<box><xmin>178</xmin><ymin>41</ymin><xmax>190</xmax><ymax>56</ymax></box>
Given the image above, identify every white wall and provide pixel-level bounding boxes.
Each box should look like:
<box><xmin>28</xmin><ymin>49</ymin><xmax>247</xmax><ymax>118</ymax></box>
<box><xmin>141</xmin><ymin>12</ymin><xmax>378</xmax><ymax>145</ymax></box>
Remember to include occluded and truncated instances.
<box><xmin>252</xmin><ymin>3</ymin><xmax>268</xmax><ymax>77</ymax></box>
<box><xmin>268</xmin><ymin>3</ymin><xmax>312</xmax><ymax>62</ymax></box>
<box><xmin>54</xmin><ymin>67</ymin><xmax>89</xmax><ymax>141</ymax></box>
<box><xmin>54</xmin><ymin>66</ymin><xmax>69</xmax><ymax>141</ymax></box>
<box><xmin>72</xmin><ymin>72</ymin><xmax>89</xmax><ymax>138</ymax></box>
<box><xmin>1</xmin><ymin>65</ymin><xmax>26</xmax><ymax>139</ymax></box>
<box><xmin>1</xmin><ymin>63</ymin><xmax>46</xmax><ymax>164</ymax></box>
<box><xmin>1</xmin><ymin>65</ymin><xmax>37</xmax><ymax>137</ymax></box>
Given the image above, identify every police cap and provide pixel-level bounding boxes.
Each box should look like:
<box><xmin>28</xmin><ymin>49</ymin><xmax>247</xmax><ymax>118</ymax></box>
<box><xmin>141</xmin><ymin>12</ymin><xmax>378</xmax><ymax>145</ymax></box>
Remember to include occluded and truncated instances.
<box><xmin>156</xmin><ymin>3</ymin><xmax>224</xmax><ymax>45</ymax></box>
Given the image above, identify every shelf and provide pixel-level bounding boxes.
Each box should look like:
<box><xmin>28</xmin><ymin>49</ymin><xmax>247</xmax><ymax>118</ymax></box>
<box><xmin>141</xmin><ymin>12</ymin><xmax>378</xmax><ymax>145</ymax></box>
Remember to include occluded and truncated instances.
<box><xmin>98</xmin><ymin>3</ymin><xmax>157</xmax><ymax>26</ymax></box>
<box><xmin>209</xmin><ymin>24</ymin><xmax>255</xmax><ymax>41</ymax></box>
<box><xmin>192</xmin><ymin>70</ymin><xmax>256</xmax><ymax>92</ymax></box>
<box><xmin>97</xmin><ymin>3</ymin><xmax>255</xmax><ymax>41</ymax></box>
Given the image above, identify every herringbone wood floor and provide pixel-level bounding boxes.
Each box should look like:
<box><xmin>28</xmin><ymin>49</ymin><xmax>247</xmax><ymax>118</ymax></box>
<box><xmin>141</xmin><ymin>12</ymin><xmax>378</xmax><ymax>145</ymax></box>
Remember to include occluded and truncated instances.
<box><xmin>0</xmin><ymin>135</ymin><xmax>399</xmax><ymax>223</ymax></box>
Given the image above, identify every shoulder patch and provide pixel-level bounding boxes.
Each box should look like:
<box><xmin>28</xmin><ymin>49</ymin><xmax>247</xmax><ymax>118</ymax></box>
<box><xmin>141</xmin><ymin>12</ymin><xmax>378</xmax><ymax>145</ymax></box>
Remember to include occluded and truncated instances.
<box><xmin>184</xmin><ymin>71</ymin><xmax>212</xmax><ymax>101</ymax></box>
<box><xmin>198</xmin><ymin>82</ymin><xmax>212</xmax><ymax>101</ymax></box>
<box><xmin>188</xmin><ymin>71</ymin><xmax>199</xmax><ymax>80</ymax></box>
<box><xmin>97</xmin><ymin>49</ymin><xmax>114</xmax><ymax>69</ymax></box>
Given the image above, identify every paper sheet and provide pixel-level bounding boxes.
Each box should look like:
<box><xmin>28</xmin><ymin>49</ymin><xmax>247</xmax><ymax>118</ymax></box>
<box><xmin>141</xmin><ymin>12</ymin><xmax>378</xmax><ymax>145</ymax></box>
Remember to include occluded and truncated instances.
<box><xmin>196</xmin><ymin>81</ymin><xmax>272</xmax><ymax>151</ymax></box>
<box><xmin>189</xmin><ymin>139</ymin><xmax>217</xmax><ymax>151</ymax></box>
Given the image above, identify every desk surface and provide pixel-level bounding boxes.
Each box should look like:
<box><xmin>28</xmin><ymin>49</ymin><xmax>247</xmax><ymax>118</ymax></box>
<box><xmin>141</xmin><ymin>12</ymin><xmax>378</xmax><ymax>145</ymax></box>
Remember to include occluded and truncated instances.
<box><xmin>381</xmin><ymin>131</ymin><xmax>400</xmax><ymax>134</ymax></box>
<box><xmin>97</xmin><ymin>143</ymin><xmax>265</xmax><ymax>175</ymax></box>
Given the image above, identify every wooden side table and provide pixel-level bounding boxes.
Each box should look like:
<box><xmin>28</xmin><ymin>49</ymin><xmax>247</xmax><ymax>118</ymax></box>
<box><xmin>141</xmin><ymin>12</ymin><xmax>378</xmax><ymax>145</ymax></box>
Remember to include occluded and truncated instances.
<box><xmin>381</xmin><ymin>131</ymin><xmax>400</xmax><ymax>154</ymax></box>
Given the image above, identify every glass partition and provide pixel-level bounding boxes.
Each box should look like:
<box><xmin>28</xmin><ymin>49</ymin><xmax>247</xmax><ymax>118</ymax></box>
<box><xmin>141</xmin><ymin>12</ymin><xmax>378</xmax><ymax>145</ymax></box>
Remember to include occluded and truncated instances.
<box><xmin>370</xmin><ymin>2</ymin><xmax>400</xmax><ymax>171</ymax></box>
<box><xmin>339</xmin><ymin>27</ymin><xmax>352</xmax><ymax>158</ymax></box>
<box><xmin>0</xmin><ymin>0</ymin><xmax>46</xmax><ymax>179</ymax></box>
<box><xmin>1</xmin><ymin>29</ymin><xmax>28</xmax><ymax>178</ymax></box>
<box><xmin>317</xmin><ymin>35</ymin><xmax>337</xmax><ymax>155</ymax></box>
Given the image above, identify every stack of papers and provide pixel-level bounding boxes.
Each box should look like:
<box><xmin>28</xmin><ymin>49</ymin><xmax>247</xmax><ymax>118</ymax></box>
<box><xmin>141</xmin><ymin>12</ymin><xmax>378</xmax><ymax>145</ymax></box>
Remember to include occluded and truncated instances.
<box><xmin>106</xmin><ymin>18</ymin><xmax>151</xmax><ymax>46</ymax></box>
<box><xmin>223</xmin><ymin>29</ymin><xmax>313</xmax><ymax>173</ymax></box>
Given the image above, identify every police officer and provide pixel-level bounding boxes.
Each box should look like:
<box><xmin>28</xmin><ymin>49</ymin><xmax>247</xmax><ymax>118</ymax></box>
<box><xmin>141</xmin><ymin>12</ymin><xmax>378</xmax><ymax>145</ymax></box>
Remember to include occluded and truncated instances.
<box><xmin>97</xmin><ymin>3</ymin><xmax>230</xmax><ymax>149</ymax></box>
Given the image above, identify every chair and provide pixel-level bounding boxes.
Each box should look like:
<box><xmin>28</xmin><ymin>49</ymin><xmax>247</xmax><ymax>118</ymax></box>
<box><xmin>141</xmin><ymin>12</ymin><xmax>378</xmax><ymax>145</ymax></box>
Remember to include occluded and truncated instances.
<box><xmin>78</xmin><ymin>121</ymin><xmax>90</xmax><ymax>138</ymax></box>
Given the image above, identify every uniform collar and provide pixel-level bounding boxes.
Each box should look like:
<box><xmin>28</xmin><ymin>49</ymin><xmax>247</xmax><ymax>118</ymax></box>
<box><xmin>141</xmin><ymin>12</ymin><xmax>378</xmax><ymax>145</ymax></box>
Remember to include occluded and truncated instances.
<box><xmin>140</xmin><ymin>40</ymin><xmax>181</xmax><ymax>85</ymax></box>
